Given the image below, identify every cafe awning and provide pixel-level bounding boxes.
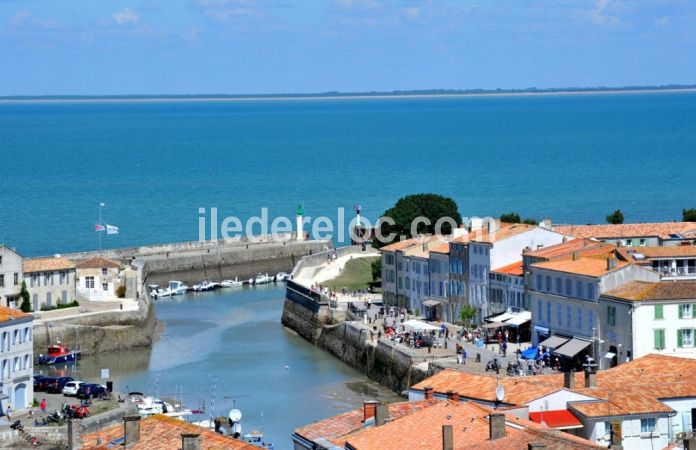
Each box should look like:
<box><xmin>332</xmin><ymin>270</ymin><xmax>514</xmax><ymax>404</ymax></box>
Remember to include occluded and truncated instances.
<box><xmin>538</xmin><ymin>335</ymin><xmax>569</xmax><ymax>349</ymax></box>
<box><xmin>505</xmin><ymin>311</ymin><xmax>532</xmax><ymax>327</ymax></box>
<box><xmin>487</xmin><ymin>312</ymin><xmax>515</xmax><ymax>323</ymax></box>
<box><xmin>403</xmin><ymin>319</ymin><xmax>441</xmax><ymax>331</ymax></box>
<box><xmin>554</xmin><ymin>338</ymin><xmax>592</xmax><ymax>358</ymax></box>
<box><xmin>422</xmin><ymin>299</ymin><xmax>441</xmax><ymax>307</ymax></box>
<box><xmin>482</xmin><ymin>322</ymin><xmax>505</xmax><ymax>329</ymax></box>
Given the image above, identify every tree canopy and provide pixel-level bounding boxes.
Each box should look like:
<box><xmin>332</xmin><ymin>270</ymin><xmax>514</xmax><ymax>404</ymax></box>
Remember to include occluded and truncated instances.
<box><xmin>500</xmin><ymin>212</ymin><xmax>538</xmax><ymax>226</ymax></box>
<box><xmin>19</xmin><ymin>281</ymin><xmax>32</xmax><ymax>313</ymax></box>
<box><xmin>683</xmin><ymin>209</ymin><xmax>696</xmax><ymax>222</ymax></box>
<box><xmin>606</xmin><ymin>209</ymin><xmax>624</xmax><ymax>224</ymax></box>
<box><xmin>374</xmin><ymin>194</ymin><xmax>461</xmax><ymax>248</ymax></box>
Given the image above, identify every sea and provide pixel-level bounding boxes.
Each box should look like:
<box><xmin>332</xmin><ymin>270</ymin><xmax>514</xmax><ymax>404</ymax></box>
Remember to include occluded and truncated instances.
<box><xmin>6</xmin><ymin>92</ymin><xmax>696</xmax><ymax>448</ymax></box>
<box><xmin>2</xmin><ymin>92</ymin><xmax>696</xmax><ymax>257</ymax></box>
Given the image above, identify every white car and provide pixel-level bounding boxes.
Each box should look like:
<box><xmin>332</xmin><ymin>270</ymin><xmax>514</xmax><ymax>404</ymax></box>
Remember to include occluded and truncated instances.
<box><xmin>62</xmin><ymin>381</ymin><xmax>86</xmax><ymax>396</ymax></box>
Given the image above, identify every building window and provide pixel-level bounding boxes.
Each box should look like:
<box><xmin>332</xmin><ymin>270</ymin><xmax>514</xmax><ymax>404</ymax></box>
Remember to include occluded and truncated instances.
<box><xmin>640</xmin><ymin>418</ymin><xmax>656</xmax><ymax>433</ymax></box>
<box><xmin>85</xmin><ymin>276</ymin><xmax>95</xmax><ymax>289</ymax></box>
<box><xmin>102</xmin><ymin>283</ymin><xmax>108</xmax><ymax>291</ymax></box>
<box><xmin>545</xmin><ymin>276</ymin><xmax>551</xmax><ymax>292</ymax></box>
<box><xmin>680</xmin><ymin>304</ymin><xmax>694</xmax><ymax>319</ymax></box>
<box><xmin>639</xmin><ymin>238</ymin><xmax>646</xmax><ymax>246</ymax></box>
<box><xmin>0</xmin><ymin>274</ymin><xmax>4</xmax><ymax>287</ymax></box>
<box><xmin>565</xmin><ymin>279</ymin><xmax>572</xmax><ymax>296</ymax></box>
<box><xmin>607</xmin><ymin>306</ymin><xmax>616</xmax><ymax>326</ymax></box>
<box><xmin>13</xmin><ymin>273</ymin><xmax>18</xmax><ymax>286</ymax></box>
<box><xmin>566</xmin><ymin>305</ymin><xmax>571</xmax><ymax>327</ymax></box>
<box><xmin>536</xmin><ymin>274</ymin><xmax>542</xmax><ymax>290</ymax></box>
<box><xmin>625</xmin><ymin>239</ymin><xmax>633</xmax><ymax>246</ymax></box>
<box><xmin>576</xmin><ymin>281</ymin><xmax>583</xmax><ymax>298</ymax></box>
<box><xmin>654</xmin><ymin>305</ymin><xmax>664</xmax><ymax>320</ymax></box>
<box><xmin>556</xmin><ymin>304</ymin><xmax>562</xmax><ymax>324</ymax></box>
<box><xmin>589</xmin><ymin>310</ymin><xmax>594</xmax><ymax>332</ymax></box>
<box><xmin>537</xmin><ymin>300</ymin><xmax>542</xmax><ymax>321</ymax></box>
<box><xmin>555</xmin><ymin>278</ymin><xmax>562</xmax><ymax>294</ymax></box>
<box><xmin>678</xmin><ymin>328</ymin><xmax>694</xmax><ymax>348</ymax></box>
<box><xmin>546</xmin><ymin>302</ymin><xmax>551</xmax><ymax>323</ymax></box>
<box><xmin>587</xmin><ymin>283</ymin><xmax>595</xmax><ymax>300</ymax></box>
<box><xmin>654</xmin><ymin>329</ymin><xmax>665</xmax><ymax>350</ymax></box>
<box><xmin>577</xmin><ymin>307</ymin><xmax>583</xmax><ymax>330</ymax></box>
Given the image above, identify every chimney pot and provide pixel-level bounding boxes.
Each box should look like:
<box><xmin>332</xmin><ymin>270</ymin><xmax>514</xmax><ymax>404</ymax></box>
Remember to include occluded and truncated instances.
<box><xmin>442</xmin><ymin>424</ymin><xmax>454</xmax><ymax>450</ymax></box>
<box><xmin>563</xmin><ymin>371</ymin><xmax>576</xmax><ymax>389</ymax></box>
<box><xmin>446</xmin><ymin>391</ymin><xmax>460</xmax><ymax>403</ymax></box>
<box><xmin>489</xmin><ymin>413</ymin><xmax>506</xmax><ymax>440</ymax></box>
<box><xmin>572</xmin><ymin>251</ymin><xmax>580</xmax><ymax>261</ymax></box>
<box><xmin>123</xmin><ymin>416</ymin><xmax>141</xmax><ymax>448</ymax></box>
<box><xmin>585</xmin><ymin>367</ymin><xmax>597</xmax><ymax>388</ymax></box>
<box><xmin>424</xmin><ymin>386</ymin><xmax>434</xmax><ymax>400</ymax></box>
<box><xmin>375</xmin><ymin>403</ymin><xmax>389</xmax><ymax>427</ymax></box>
<box><xmin>363</xmin><ymin>400</ymin><xmax>379</xmax><ymax>422</ymax></box>
<box><xmin>181</xmin><ymin>433</ymin><xmax>201</xmax><ymax>450</ymax></box>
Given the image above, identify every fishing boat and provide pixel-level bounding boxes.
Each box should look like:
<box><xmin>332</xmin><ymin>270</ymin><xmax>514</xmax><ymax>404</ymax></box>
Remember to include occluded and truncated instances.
<box><xmin>221</xmin><ymin>278</ymin><xmax>243</xmax><ymax>288</ymax></box>
<box><xmin>250</xmin><ymin>273</ymin><xmax>273</xmax><ymax>285</ymax></box>
<box><xmin>38</xmin><ymin>342</ymin><xmax>81</xmax><ymax>365</ymax></box>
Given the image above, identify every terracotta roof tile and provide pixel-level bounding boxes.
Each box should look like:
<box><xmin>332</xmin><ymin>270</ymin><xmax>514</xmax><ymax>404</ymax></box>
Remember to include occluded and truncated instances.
<box><xmin>81</xmin><ymin>415</ymin><xmax>257</xmax><ymax>450</ymax></box>
<box><xmin>530</xmin><ymin>257</ymin><xmax>629</xmax><ymax>277</ymax></box>
<box><xmin>75</xmin><ymin>257</ymin><xmax>121</xmax><ymax>269</ymax></box>
<box><xmin>492</xmin><ymin>261</ymin><xmax>524</xmax><ymax>276</ymax></box>
<box><xmin>523</xmin><ymin>239</ymin><xmax>615</xmax><ymax>260</ymax></box>
<box><xmin>23</xmin><ymin>256</ymin><xmax>76</xmax><ymax>273</ymax></box>
<box><xmin>453</xmin><ymin>223</ymin><xmax>538</xmax><ymax>245</ymax></box>
<box><xmin>553</xmin><ymin>222</ymin><xmax>696</xmax><ymax>240</ymax></box>
<box><xmin>621</xmin><ymin>245</ymin><xmax>696</xmax><ymax>259</ymax></box>
<box><xmin>603</xmin><ymin>280</ymin><xmax>696</xmax><ymax>301</ymax></box>
<box><xmin>0</xmin><ymin>306</ymin><xmax>31</xmax><ymax>323</ymax></box>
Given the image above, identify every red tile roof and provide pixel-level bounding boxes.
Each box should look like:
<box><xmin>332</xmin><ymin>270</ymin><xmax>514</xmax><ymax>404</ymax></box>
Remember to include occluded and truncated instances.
<box><xmin>23</xmin><ymin>256</ymin><xmax>76</xmax><ymax>273</ymax></box>
<box><xmin>81</xmin><ymin>415</ymin><xmax>257</xmax><ymax>450</ymax></box>
<box><xmin>75</xmin><ymin>256</ymin><xmax>121</xmax><ymax>269</ymax></box>
<box><xmin>0</xmin><ymin>306</ymin><xmax>31</xmax><ymax>323</ymax></box>
<box><xmin>528</xmin><ymin>409</ymin><xmax>582</xmax><ymax>429</ymax></box>
<box><xmin>553</xmin><ymin>222</ymin><xmax>696</xmax><ymax>240</ymax></box>
<box><xmin>523</xmin><ymin>238</ymin><xmax>615</xmax><ymax>260</ymax></box>
<box><xmin>455</xmin><ymin>223</ymin><xmax>537</xmax><ymax>245</ymax></box>
<box><xmin>493</xmin><ymin>261</ymin><xmax>524</xmax><ymax>276</ymax></box>
<box><xmin>603</xmin><ymin>280</ymin><xmax>696</xmax><ymax>302</ymax></box>
<box><xmin>530</xmin><ymin>257</ymin><xmax>629</xmax><ymax>277</ymax></box>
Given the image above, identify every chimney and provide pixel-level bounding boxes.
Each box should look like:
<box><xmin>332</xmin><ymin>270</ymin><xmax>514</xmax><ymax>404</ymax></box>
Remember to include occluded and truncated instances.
<box><xmin>562</xmin><ymin>236</ymin><xmax>568</xmax><ymax>243</ymax></box>
<box><xmin>563</xmin><ymin>371</ymin><xmax>575</xmax><ymax>389</ymax></box>
<box><xmin>446</xmin><ymin>391</ymin><xmax>460</xmax><ymax>403</ymax></box>
<box><xmin>442</xmin><ymin>425</ymin><xmax>454</xmax><ymax>450</ymax></box>
<box><xmin>181</xmin><ymin>433</ymin><xmax>201</xmax><ymax>450</ymax></box>
<box><xmin>607</xmin><ymin>257</ymin><xmax>617</xmax><ymax>270</ymax></box>
<box><xmin>528</xmin><ymin>443</ymin><xmax>547</xmax><ymax>450</ymax></box>
<box><xmin>572</xmin><ymin>251</ymin><xmax>580</xmax><ymax>261</ymax></box>
<box><xmin>424</xmin><ymin>386</ymin><xmax>434</xmax><ymax>400</ymax></box>
<box><xmin>375</xmin><ymin>403</ymin><xmax>389</xmax><ymax>427</ymax></box>
<box><xmin>67</xmin><ymin>419</ymin><xmax>83</xmax><ymax>450</ymax></box>
<box><xmin>585</xmin><ymin>367</ymin><xmax>597</xmax><ymax>388</ymax></box>
<box><xmin>489</xmin><ymin>413</ymin><xmax>506</xmax><ymax>440</ymax></box>
<box><xmin>123</xmin><ymin>416</ymin><xmax>141</xmax><ymax>448</ymax></box>
<box><xmin>363</xmin><ymin>400</ymin><xmax>379</xmax><ymax>422</ymax></box>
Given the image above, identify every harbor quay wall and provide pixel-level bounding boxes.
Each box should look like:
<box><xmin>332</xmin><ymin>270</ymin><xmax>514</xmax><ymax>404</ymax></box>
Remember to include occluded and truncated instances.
<box><xmin>281</xmin><ymin>283</ymin><xmax>430</xmax><ymax>394</ymax></box>
<box><xmin>33</xmin><ymin>298</ymin><xmax>157</xmax><ymax>357</ymax></box>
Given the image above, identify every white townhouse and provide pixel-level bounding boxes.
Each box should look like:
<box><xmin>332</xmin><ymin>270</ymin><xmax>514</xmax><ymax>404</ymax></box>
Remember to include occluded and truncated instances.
<box><xmin>0</xmin><ymin>245</ymin><xmax>23</xmax><ymax>309</ymax></box>
<box><xmin>528</xmin><ymin>256</ymin><xmax>659</xmax><ymax>366</ymax></box>
<box><xmin>75</xmin><ymin>257</ymin><xmax>122</xmax><ymax>301</ymax></box>
<box><xmin>600</xmin><ymin>280</ymin><xmax>696</xmax><ymax>363</ymax></box>
<box><xmin>0</xmin><ymin>306</ymin><xmax>33</xmax><ymax>414</ymax></box>
<box><xmin>616</xmin><ymin>245</ymin><xmax>696</xmax><ymax>280</ymax></box>
<box><xmin>23</xmin><ymin>256</ymin><xmax>77</xmax><ymax>311</ymax></box>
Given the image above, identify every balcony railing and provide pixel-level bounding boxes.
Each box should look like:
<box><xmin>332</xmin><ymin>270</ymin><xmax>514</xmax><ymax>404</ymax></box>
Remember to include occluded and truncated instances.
<box><xmin>656</xmin><ymin>267</ymin><xmax>696</xmax><ymax>277</ymax></box>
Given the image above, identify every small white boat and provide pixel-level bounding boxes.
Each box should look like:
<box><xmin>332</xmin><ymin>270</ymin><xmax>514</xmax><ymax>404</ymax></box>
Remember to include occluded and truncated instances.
<box><xmin>193</xmin><ymin>279</ymin><xmax>216</xmax><ymax>292</ymax></box>
<box><xmin>274</xmin><ymin>272</ymin><xmax>290</xmax><ymax>282</ymax></box>
<box><xmin>250</xmin><ymin>273</ymin><xmax>273</xmax><ymax>285</ymax></box>
<box><xmin>149</xmin><ymin>285</ymin><xmax>166</xmax><ymax>299</ymax></box>
<box><xmin>164</xmin><ymin>280</ymin><xmax>189</xmax><ymax>296</ymax></box>
<box><xmin>130</xmin><ymin>392</ymin><xmax>192</xmax><ymax>418</ymax></box>
<box><xmin>221</xmin><ymin>278</ymin><xmax>243</xmax><ymax>288</ymax></box>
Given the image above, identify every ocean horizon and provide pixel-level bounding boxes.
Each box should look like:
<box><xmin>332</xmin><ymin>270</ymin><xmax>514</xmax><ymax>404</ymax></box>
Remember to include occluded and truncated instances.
<box><xmin>2</xmin><ymin>91</ymin><xmax>696</xmax><ymax>257</ymax></box>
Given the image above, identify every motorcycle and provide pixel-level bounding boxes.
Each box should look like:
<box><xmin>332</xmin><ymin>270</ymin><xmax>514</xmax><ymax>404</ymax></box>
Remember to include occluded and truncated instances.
<box><xmin>10</xmin><ymin>420</ymin><xmax>23</xmax><ymax>431</ymax></box>
<box><xmin>46</xmin><ymin>410</ymin><xmax>65</xmax><ymax>426</ymax></box>
<box><xmin>485</xmin><ymin>358</ymin><xmax>500</xmax><ymax>372</ymax></box>
<box><xmin>507</xmin><ymin>361</ymin><xmax>523</xmax><ymax>376</ymax></box>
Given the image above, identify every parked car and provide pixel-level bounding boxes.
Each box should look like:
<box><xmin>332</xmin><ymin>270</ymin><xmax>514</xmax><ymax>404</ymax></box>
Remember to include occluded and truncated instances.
<box><xmin>45</xmin><ymin>377</ymin><xmax>74</xmax><ymax>394</ymax></box>
<box><xmin>62</xmin><ymin>381</ymin><xmax>86</xmax><ymax>397</ymax></box>
<box><xmin>76</xmin><ymin>383</ymin><xmax>107</xmax><ymax>399</ymax></box>
<box><xmin>34</xmin><ymin>376</ymin><xmax>57</xmax><ymax>392</ymax></box>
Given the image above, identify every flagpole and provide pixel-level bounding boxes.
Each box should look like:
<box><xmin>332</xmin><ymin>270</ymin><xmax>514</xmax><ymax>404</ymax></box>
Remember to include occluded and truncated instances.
<box><xmin>99</xmin><ymin>203</ymin><xmax>105</xmax><ymax>254</ymax></box>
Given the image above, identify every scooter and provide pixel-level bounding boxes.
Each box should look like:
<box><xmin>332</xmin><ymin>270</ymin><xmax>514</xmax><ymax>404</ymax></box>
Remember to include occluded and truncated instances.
<box><xmin>485</xmin><ymin>358</ymin><xmax>500</xmax><ymax>372</ymax></box>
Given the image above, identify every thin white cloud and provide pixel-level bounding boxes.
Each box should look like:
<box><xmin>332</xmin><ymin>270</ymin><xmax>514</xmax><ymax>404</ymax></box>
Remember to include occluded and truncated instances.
<box><xmin>180</xmin><ymin>27</ymin><xmax>200</xmax><ymax>41</ymax></box>
<box><xmin>653</xmin><ymin>15</ymin><xmax>670</xmax><ymax>28</ymax></box>
<box><xmin>112</xmin><ymin>8</ymin><xmax>139</xmax><ymax>25</ymax></box>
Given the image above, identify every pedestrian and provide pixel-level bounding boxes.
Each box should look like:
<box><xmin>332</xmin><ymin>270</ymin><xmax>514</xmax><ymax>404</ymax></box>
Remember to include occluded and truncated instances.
<box><xmin>29</xmin><ymin>406</ymin><xmax>34</xmax><ymax>418</ymax></box>
<box><xmin>40</xmin><ymin>398</ymin><xmax>46</xmax><ymax>413</ymax></box>
<box><xmin>5</xmin><ymin>405</ymin><xmax>11</xmax><ymax>421</ymax></box>
<box><xmin>462</xmin><ymin>348</ymin><xmax>467</xmax><ymax>365</ymax></box>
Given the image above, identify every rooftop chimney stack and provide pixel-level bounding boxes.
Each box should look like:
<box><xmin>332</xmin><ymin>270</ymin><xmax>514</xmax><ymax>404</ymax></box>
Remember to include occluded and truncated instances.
<box><xmin>564</xmin><ymin>371</ymin><xmax>576</xmax><ymax>389</ymax></box>
<box><xmin>375</xmin><ymin>403</ymin><xmax>389</xmax><ymax>427</ymax></box>
<box><xmin>489</xmin><ymin>413</ymin><xmax>506</xmax><ymax>440</ymax></box>
<box><xmin>363</xmin><ymin>400</ymin><xmax>379</xmax><ymax>422</ymax></box>
<box><xmin>442</xmin><ymin>425</ymin><xmax>454</xmax><ymax>450</ymax></box>
<box><xmin>424</xmin><ymin>386</ymin><xmax>434</xmax><ymax>400</ymax></box>
<box><xmin>123</xmin><ymin>416</ymin><xmax>141</xmax><ymax>448</ymax></box>
<box><xmin>181</xmin><ymin>433</ymin><xmax>201</xmax><ymax>450</ymax></box>
<box><xmin>446</xmin><ymin>391</ymin><xmax>460</xmax><ymax>403</ymax></box>
<box><xmin>585</xmin><ymin>366</ymin><xmax>597</xmax><ymax>388</ymax></box>
<box><xmin>572</xmin><ymin>251</ymin><xmax>580</xmax><ymax>261</ymax></box>
<box><xmin>607</xmin><ymin>258</ymin><xmax>617</xmax><ymax>270</ymax></box>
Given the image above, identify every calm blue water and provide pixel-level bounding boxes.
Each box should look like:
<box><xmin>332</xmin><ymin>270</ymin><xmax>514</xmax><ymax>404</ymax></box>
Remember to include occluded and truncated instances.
<box><xmin>2</xmin><ymin>93</ymin><xmax>696</xmax><ymax>256</ymax></box>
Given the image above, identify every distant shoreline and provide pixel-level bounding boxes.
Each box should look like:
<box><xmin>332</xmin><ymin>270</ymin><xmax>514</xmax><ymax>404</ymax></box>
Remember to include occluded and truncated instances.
<box><xmin>2</xmin><ymin>87</ymin><xmax>696</xmax><ymax>104</ymax></box>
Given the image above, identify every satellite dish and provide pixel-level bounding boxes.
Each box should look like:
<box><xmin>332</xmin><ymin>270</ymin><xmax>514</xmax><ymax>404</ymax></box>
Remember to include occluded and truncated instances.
<box><xmin>229</xmin><ymin>409</ymin><xmax>242</xmax><ymax>422</ymax></box>
<box><xmin>495</xmin><ymin>384</ymin><xmax>505</xmax><ymax>402</ymax></box>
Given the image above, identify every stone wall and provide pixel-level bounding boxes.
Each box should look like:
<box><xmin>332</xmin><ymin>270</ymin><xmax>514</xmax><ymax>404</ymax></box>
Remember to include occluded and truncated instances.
<box><xmin>33</xmin><ymin>298</ymin><xmax>157</xmax><ymax>357</ymax></box>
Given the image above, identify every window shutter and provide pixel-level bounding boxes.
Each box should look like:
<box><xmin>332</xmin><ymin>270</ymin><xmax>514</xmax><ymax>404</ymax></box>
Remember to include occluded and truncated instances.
<box><xmin>679</xmin><ymin>304</ymin><xmax>684</xmax><ymax>319</ymax></box>
<box><xmin>678</xmin><ymin>329</ymin><xmax>683</xmax><ymax>348</ymax></box>
<box><xmin>654</xmin><ymin>330</ymin><xmax>660</xmax><ymax>349</ymax></box>
<box><xmin>655</xmin><ymin>305</ymin><xmax>663</xmax><ymax>320</ymax></box>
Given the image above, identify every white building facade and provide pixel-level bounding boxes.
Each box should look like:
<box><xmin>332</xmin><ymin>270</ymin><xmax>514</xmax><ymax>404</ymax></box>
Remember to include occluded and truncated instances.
<box><xmin>0</xmin><ymin>307</ymin><xmax>33</xmax><ymax>414</ymax></box>
<box><xmin>23</xmin><ymin>256</ymin><xmax>77</xmax><ymax>311</ymax></box>
<box><xmin>0</xmin><ymin>246</ymin><xmax>23</xmax><ymax>309</ymax></box>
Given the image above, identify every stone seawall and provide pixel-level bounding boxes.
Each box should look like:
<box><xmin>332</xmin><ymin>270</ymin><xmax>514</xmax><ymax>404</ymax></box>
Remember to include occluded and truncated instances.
<box><xmin>281</xmin><ymin>295</ymin><xmax>429</xmax><ymax>394</ymax></box>
<box><xmin>33</xmin><ymin>298</ymin><xmax>157</xmax><ymax>357</ymax></box>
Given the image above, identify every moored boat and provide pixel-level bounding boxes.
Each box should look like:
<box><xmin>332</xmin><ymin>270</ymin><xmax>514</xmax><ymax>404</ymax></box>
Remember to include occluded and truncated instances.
<box><xmin>38</xmin><ymin>342</ymin><xmax>81</xmax><ymax>365</ymax></box>
<box><xmin>250</xmin><ymin>273</ymin><xmax>272</xmax><ymax>285</ymax></box>
<box><xmin>274</xmin><ymin>272</ymin><xmax>290</xmax><ymax>282</ymax></box>
<box><xmin>221</xmin><ymin>278</ymin><xmax>243</xmax><ymax>288</ymax></box>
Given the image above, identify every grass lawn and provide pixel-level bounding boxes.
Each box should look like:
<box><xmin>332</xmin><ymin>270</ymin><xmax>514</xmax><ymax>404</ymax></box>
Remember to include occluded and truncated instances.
<box><xmin>325</xmin><ymin>256</ymin><xmax>379</xmax><ymax>291</ymax></box>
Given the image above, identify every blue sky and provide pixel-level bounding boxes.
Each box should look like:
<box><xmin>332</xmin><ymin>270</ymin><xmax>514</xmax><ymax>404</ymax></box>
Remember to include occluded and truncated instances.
<box><xmin>1</xmin><ymin>0</ymin><xmax>695</xmax><ymax>95</ymax></box>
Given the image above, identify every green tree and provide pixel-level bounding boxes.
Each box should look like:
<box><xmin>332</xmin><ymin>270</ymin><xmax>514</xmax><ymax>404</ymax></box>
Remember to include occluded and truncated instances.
<box><xmin>606</xmin><ymin>209</ymin><xmax>624</xmax><ymax>224</ymax></box>
<box><xmin>500</xmin><ymin>212</ymin><xmax>521</xmax><ymax>223</ymax></box>
<box><xmin>374</xmin><ymin>194</ymin><xmax>462</xmax><ymax>248</ymax></box>
<box><xmin>371</xmin><ymin>258</ymin><xmax>382</xmax><ymax>282</ymax></box>
<box><xmin>459</xmin><ymin>304</ymin><xmax>477</xmax><ymax>327</ymax></box>
<box><xmin>522</xmin><ymin>218</ymin><xmax>538</xmax><ymax>225</ymax></box>
<box><xmin>19</xmin><ymin>281</ymin><xmax>32</xmax><ymax>313</ymax></box>
<box><xmin>683</xmin><ymin>209</ymin><xmax>696</xmax><ymax>222</ymax></box>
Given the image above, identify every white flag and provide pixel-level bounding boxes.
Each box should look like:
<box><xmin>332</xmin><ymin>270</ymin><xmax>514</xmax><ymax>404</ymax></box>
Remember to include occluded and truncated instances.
<box><xmin>106</xmin><ymin>224</ymin><xmax>119</xmax><ymax>235</ymax></box>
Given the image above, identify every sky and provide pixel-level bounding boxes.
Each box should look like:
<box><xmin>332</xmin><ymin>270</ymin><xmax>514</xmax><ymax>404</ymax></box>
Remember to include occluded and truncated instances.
<box><xmin>1</xmin><ymin>0</ymin><xmax>696</xmax><ymax>95</ymax></box>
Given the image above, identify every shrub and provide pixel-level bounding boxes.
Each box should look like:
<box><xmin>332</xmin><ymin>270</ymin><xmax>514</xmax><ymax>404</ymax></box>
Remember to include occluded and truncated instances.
<box><xmin>116</xmin><ymin>285</ymin><xmax>126</xmax><ymax>298</ymax></box>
